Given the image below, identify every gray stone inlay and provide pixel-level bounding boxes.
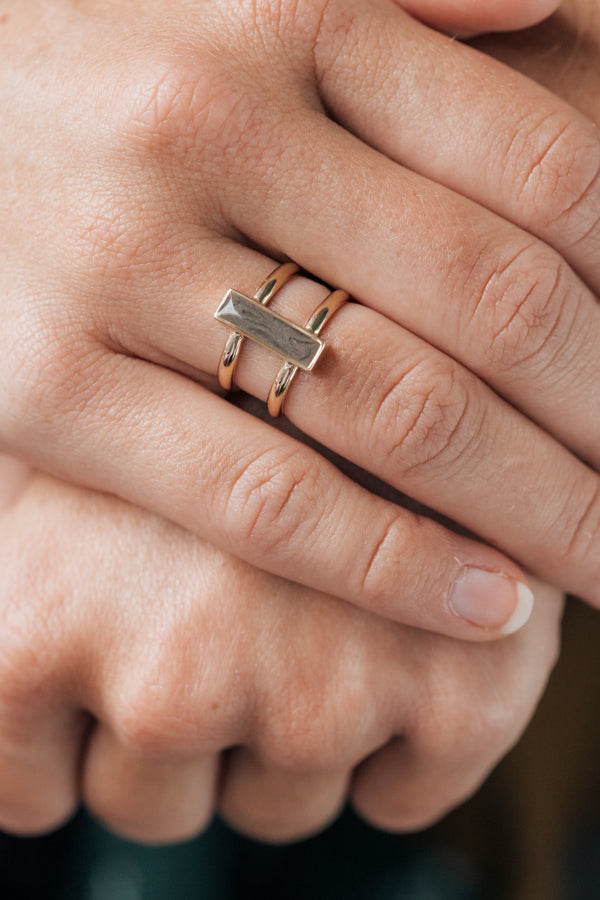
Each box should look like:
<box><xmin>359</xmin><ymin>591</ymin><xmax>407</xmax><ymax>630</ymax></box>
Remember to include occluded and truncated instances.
<box><xmin>214</xmin><ymin>290</ymin><xmax>325</xmax><ymax>371</ymax></box>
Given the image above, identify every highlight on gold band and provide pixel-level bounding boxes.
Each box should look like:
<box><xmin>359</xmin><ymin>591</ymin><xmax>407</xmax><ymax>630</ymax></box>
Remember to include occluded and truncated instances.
<box><xmin>215</xmin><ymin>262</ymin><xmax>299</xmax><ymax>391</ymax></box>
<box><xmin>267</xmin><ymin>288</ymin><xmax>349</xmax><ymax>418</ymax></box>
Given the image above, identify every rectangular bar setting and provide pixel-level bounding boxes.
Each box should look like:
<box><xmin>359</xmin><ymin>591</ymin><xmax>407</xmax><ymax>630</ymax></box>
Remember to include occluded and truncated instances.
<box><xmin>214</xmin><ymin>290</ymin><xmax>325</xmax><ymax>371</ymax></box>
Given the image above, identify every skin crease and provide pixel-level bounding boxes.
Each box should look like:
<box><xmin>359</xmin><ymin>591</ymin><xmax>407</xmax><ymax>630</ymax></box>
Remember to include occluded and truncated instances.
<box><xmin>0</xmin><ymin>0</ymin><xmax>596</xmax><ymax>845</ymax></box>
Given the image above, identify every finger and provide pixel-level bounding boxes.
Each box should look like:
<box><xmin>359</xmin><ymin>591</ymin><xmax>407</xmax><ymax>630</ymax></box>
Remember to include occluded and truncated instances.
<box><xmin>106</xmin><ymin>234</ymin><xmax>600</xmax><ymax>608</ymax></box>
<box><xmin>395</xmin><ymin>0</ymin><xmax>560</xmax><ymax>35</ymax></box>
<box><xmin>0</xmin><ymin>508</ymin><xmax>88</xmax><ymax>835</ymax></box>
<box><xmin>351</xmin><ymin>579</ymin><xmax>564</xmax><ymax>831</ymax></box>
<box><xmin>7</xmin><ymin>340</ymin><xmax>535</xmax><ymax>639</ymax></box>
<box><xmin>314</xmin><ymin>0</ymin><xmax>600</xmax><ymax>294</ymax></box>
<box><xmin>219</xmin><ymin>747</ymin><xmax>348</xmax><ymax>843</ymax></box>
<box><xmin>0</xmin><ymin>453</ymin><xmax>31</xmax><ymax>511</ymax></box>
<box><xmin>0</xmin><ymin>703</ymin><xmax>85</xmax><ymax>836</ymax></box>
<box><xmin>212</xmin><ymin>98</ymin><xmax>600</xmax><ymax>472</ymax></box>
<box><xmin>82</xmin><ymin>725</ymin><xmax>218</xmax><ymax>844</ymax></box>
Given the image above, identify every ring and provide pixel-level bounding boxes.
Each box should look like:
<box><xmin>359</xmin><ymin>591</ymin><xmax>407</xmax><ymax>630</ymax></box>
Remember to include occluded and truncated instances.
<box><xmin>267</xmin><ymin>288</ymin><xmax>348</xmax><ymax>418</ymax></box>
<box><xmin>214</xmin><ymin>264</ymin><xmax>348</xmax><ymax>414</ymax></box>
<box><xmin>215</xmin><ymin>262</ymin><xmax>299</xmax><ymax>391</ymax></box>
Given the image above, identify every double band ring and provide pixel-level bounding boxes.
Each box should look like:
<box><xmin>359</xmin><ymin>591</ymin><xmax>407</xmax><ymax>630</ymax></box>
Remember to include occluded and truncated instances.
<box><xmin>214</xmin><ymin>264</ymin><xmax>349</xmax><ymax>418</ymax></box>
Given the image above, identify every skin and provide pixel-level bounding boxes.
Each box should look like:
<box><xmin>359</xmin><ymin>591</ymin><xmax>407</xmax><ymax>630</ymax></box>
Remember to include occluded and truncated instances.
<box><xmin>1</xmin><ymin>0</ymin><xmax>600</xmax><ymax>642</ymax></box>
<box><xmin>0</xmin><ymin>459</ymin><xmax>562</xmax><ymax>844</ymax></box>
<box><xmin>0</xmin><ymin>0</ymin><xmax>594</xmax><ymax>846</ymax></box>
<box><xmin>395</xmin><ymin>0</ymin><xmax>562</xmax><ymax>34</ymax></box>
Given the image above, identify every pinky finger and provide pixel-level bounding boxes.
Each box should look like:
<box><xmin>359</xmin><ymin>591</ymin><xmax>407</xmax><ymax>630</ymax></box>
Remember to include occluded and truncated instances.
<box><xmin>350</xmin><ymin>736</ymin><xmax>485</xmax><ymax>833</ymax></box>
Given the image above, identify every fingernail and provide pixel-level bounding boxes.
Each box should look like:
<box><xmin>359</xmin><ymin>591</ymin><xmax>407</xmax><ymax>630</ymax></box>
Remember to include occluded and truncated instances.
<box><xmin>449</xmin><ymin>567</ymin><xmax>534</xmax><ymax>634</ymax></box>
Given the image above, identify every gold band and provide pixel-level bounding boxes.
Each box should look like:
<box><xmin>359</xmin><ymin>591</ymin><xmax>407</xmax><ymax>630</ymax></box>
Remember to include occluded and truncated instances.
<box><xmin>216</xmin><ymin>262</ymin><xmax>300</xmax><ymax>391</ymax></box>
<box><xmin>267</xmin><ymin>288</ymin><xmax>349</xmax><ymax>418</ymax></box>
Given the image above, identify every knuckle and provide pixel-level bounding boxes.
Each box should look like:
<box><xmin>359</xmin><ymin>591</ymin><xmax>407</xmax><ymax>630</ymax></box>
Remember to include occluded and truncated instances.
<box><xmin>257</xmin><ymin>678</ymin><xmax>358</xmax><ymax>773</ymax></box>
<box><xmin>0</xmin><ymin>567</ymin><xmax>53</xmax><ymax>711</ymax></box>
<box><xmin>110</xmin><ymin>637</ymin><xmax>234</xmax><ymax>759</ymax></box>
<box><xmin>223</xmin><ymin>448</ymin><xmax>319</xmax><ymax>555</ymax></box>
<box><xmin>369</xmin><ymin>358</ymin><xmax>484</xmax><ymax>476</ymax></box>
<box><xmin>111</xmin><ymin>664</ymin><xmax>196</xmax><ymax>759</ymax></box>
<box><xmin>469</xmin><ymin>243</ymin><xmax>576</xmax><ymax>374</ymax></box>
<box><xmin>356</xmin><ymin>515</ymin><xmax>411</xmax><ymax>611</ymax></box>
<box><xmin>120</xmin><ymin>51</ymin><xmax>232</xmax><ymax>153</ymax></box>
<box><xmin>0</xmin><ymin>636</ymin><xmax>46</xmax><ymax>713</ymax></box>
<box><xmin>418</xmin><ymin>678</ymin><xmax>513</xmax><ymax>764</ymax></box>
<box><xmin>313</xmin><ymin>0</ymin><xmax>363</xmax><ymax>72</ymax></box>
<box><xmin>558</xmin><ymin>483</ymin><xmax>600</xmax><ymax>577</ymax></box>
<box><xmin>515</xmin><ymin>113</ymin><xmax>600</xmax><ymax>241</ymax></box>
<box><xmin>120</xmin><ymin>45</ymin><xmax>275</xmax><ymax>179</ymax></box>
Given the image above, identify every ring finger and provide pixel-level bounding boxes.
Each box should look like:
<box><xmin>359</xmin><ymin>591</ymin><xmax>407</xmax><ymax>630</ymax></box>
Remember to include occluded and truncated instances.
<box><xmin>104</xmin><ymin>233</ymin><xmax>600</xmax><ymax>607</ymax></box>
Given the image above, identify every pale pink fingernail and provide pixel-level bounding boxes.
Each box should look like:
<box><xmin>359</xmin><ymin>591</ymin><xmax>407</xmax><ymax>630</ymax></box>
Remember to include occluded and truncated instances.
<box><xmin>449</xmin><ymin>567</ymin><xmax>534</xmax><ymax>634</ymax></box>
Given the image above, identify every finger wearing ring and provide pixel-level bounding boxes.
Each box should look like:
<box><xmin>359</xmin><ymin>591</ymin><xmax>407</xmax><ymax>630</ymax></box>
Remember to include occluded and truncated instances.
<box><xmin>215</xmin><ymin>262</ymin><xmax>300</xmax><ymax>392</ymax></box>
<box><xmin>267</xmin><ymin>288</ymin><xmax>349</xmax><ymax>418</ymax></box>
<box><xmin>214</xmin><ymin>263</ymin><xmax>348</xmax><ymax>415</ymax></box>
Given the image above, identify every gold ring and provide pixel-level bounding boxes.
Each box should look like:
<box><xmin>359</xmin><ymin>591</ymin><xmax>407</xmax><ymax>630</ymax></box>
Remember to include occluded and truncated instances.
<box><xmin>216</xmin><ymin>262</ymin><xmax>299</xmax><ymax>391</ymax></box>
<box><xmin>214</xmin><ymin>263</ymin><xmax>349</xmax><ymax>415</ymax></box>
<box><xmin>267</xmin><ymin>288</ymin><xmax>349</xmax><ymax>418</ymax></box>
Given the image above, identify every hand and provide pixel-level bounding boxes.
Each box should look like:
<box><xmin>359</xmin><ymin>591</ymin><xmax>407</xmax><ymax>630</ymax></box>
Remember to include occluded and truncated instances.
<box><xmin>1</xmin><ymin>0</ymin><xmax>599</xmax><ymax>641</ymax></box>
<box><xmin>0</xmin><ymin>456</ymin><xmax>563</xmax><ymax>844</ymax></box>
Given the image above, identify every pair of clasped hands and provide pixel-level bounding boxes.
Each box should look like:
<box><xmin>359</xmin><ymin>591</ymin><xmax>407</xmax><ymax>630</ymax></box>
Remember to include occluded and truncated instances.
<box><xmin>0</xmin><ymin>0</ymin><xmax>599</xmax><ymax>846</ymax></box>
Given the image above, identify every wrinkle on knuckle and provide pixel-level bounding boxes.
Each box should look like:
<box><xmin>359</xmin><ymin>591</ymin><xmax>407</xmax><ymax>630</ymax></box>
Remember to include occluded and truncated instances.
<box><xmin>515</xmin><ymin>113</ymin><xmax>600</xmax><ymax>236</ymax></box>
<box><xmin>312</xmin><ymin>0</ymin><xmax>364</xmax><ymax>86</ymax></box>
<box><xmin>370</xmin><ymin>359</ymin><xmax>482</xmax><ymax>477</ymax></box>
<box><xmin>469</xmin><ymin>243</ymin><xmax>576</xmax><ymax>376</ymax></box>
<box><xmin>223</xmin><ymin>448</ymin><xmax>318</xmax><ymax>554</ymax></box>
<box><xmin>356</xmin><ymin>515</ymin><xmax>408</xmax><ymax>608</ymax></box>
<box><xmin>121</xmin><ymin>46</ymin><xmax>278</xmax><ymax>184</ymax></box>
<box><xmin>560</xmin><ymin>482</ymin><xmax>600</xmax><ymax>575</ymax></box>
<box><xmin>241</xmin><ymin>0</ymin><xmax>317</xmax><ymax>49</ymax></box>
<box><xmin>123</xmin><ymin>53</ymin><xmax>229</xmax><ymax>152</ymax></box>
